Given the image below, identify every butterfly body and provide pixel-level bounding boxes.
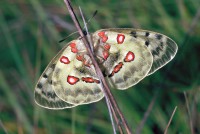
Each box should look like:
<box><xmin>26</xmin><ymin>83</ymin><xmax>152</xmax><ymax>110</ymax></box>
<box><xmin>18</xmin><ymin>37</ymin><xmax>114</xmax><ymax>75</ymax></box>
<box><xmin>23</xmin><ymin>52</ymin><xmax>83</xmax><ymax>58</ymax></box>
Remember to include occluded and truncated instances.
<box><xmin>35</xmin><ymin>28</ymin><xmax>178</xmax><ymax>109</ymax></box>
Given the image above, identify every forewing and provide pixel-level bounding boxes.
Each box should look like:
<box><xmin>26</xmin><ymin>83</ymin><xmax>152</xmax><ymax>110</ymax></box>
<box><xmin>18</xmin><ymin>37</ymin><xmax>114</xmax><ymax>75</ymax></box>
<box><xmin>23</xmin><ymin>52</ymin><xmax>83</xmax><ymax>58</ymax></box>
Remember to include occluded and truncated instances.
<box><xmin>105</xmin><ymin>28</ymin><xmax>178</xmax><ymax>75</ymax></box>
<box><xmin>93</xmin><ymin>30</ymin><xmax>153</xmax><ymax>89</ymax></box>
<box><xmin>34</xmin><ymin>46</ymin><xmax>76</xmax><ymax>109</ymax></box>
<box><xmin>52</xmin><ymin>39</ymin><xmax>104</xmax><ymax>105</ymax></box>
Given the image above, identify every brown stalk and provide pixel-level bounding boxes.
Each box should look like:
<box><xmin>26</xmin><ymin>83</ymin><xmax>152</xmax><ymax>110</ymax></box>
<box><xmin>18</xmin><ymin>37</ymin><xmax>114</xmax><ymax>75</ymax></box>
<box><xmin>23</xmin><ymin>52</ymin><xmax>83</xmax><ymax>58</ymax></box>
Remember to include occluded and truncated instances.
<box><xmin>63</xmin><ymin>0</ymin><xmax>132</xmax><ymax>133</ymax></box>
<box><xmin>164</xmin><ymin>106</ymin><xmax>177</xmax><ymax>134</ymax></box>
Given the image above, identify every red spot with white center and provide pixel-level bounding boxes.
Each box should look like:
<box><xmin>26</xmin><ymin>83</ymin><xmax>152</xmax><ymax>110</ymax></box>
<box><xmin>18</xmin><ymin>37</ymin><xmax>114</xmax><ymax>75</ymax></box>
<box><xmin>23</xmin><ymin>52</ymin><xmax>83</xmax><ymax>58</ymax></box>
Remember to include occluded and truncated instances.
<box><xmin>104</xmin><ymin>44</ymin><xmax>111</xmax><ymax>50</ymax></box>
<box><xmin>103</xmin><ymin>50</ymin><xmax>109</xmax><ymax>60</ymax></box>
<box><xmin>67</xmin><ymin>75</ymin><xmax>79</xmax><ymax>85</ymax></box>
<box><xmin>60</xmin><ymin>56</ymin><xmax>70</xmax><ymax>64</ymax></box>
<box><xmin>117</xmin><ymin>34</ymin><xmax>125</xmax><ymax>44</ymax></box>
<box><xmin>82</xmin><ymin>77</ymin><xmax>100</xmax><ymax>84</ymax></box>
<box><xmin>109</xmin><ymin>62</ymin><xmax>123</xmax><ymax>77</ymax></box>
<box><xmin>124</xmin><ymin>51</ymin><xmax>135</xmax><ymax>62</ymax></box>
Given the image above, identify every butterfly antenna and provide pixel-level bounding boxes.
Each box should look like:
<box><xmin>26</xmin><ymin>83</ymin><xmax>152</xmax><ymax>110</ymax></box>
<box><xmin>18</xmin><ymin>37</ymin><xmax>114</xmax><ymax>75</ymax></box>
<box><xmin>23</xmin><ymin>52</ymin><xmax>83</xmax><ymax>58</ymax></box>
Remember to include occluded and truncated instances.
<box><xmin>59</xmin><ymin>10</ymin><xmax>97</xmax><ymax>43</ymax></box>
<box><xmin>87</xmin><ymin>10</ymin><xmax>98</xmax><ymax>24</ymax></box>
<box><xmin>59</xmin><ymin>31</ymin><xmax>78</xmax><ymax>43</ymax></box>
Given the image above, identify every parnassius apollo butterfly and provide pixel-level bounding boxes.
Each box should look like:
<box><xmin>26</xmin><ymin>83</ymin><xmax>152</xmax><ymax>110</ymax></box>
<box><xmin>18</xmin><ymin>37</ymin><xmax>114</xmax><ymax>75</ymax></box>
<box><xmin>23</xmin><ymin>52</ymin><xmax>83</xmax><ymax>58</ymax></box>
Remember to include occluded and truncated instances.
<box><xmin>35</xmin><ymin>28</ymin><xmax>178</xmax><ymax>109</ymax></box>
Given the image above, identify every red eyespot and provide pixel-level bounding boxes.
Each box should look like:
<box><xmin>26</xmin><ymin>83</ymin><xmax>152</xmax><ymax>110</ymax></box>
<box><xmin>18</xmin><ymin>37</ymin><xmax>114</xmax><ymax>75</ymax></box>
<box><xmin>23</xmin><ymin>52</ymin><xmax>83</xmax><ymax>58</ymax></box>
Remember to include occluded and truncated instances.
<box><xmin>103</xmin><ymin>50</ymin><xmax>109</xmax><ymax>60</ymax></box>
<box><xmin>104</xmin><ymin>44</ymin><xmax>111</xmax><ymax>50</ymax></box>
<box><xmin>113</xmin><ymin>62</ymin><xmax>123</xmax><ymax>73</ymax></box>
<box><xmin>70</xmin><ymin>43</ymin><xmax>76</xmax><ymax>48</ymax></box>
<box><xmin>76</xmin><ymin>55</ymin><xmax>84</xmax><ymax>61</ymax></box>
<box><xmin>60</xmin><ymin>56</ymin><xmax>70</xmax><ymax>64</ymax></box>
<box><xmin>82</xmin><ymin>77</ymin><xmax>100</xmax><ymax>84</ymax></box>
<box><xmin>102</xmin><ymin>36</ymin><xmax>108</xmax><ymax>43</ymax></box>
<box><xmin>109</xmin><ymin>62</ymin><xmax>123</xmax><ymax>77</ymax></box>
<box><xmin>117</xmin><ymin>34</ymin><xmax>125</xmax><ymax>44</ymax></box>
<box><xmin>71</xmin><ymin>47</ymin><xmax>78</xmax><ymax>53</ymax></box>
<box><xmin>67</xmin><ymin>75</ymin><xmax>79</xmax><ymax>85</ymax></box>
<box><xmin>98</xmin><ymin>31</ymin><xmax>105</xmax><ymax>37</ymax></box>
<box><xmin>124</xmin><ymin>51</ymin><xmax>135</xmax><ymax>62</ymax></box>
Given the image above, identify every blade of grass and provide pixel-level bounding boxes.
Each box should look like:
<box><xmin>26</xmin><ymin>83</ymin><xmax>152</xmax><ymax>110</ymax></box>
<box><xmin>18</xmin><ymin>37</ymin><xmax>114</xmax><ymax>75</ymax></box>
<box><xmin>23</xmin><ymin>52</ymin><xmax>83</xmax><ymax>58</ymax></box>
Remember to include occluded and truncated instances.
<box><xmin>184</xmin><ymin>92</ymin><xmax>194</xmax><ymax>134</ymax></box>
<box><xmin>28</xmin><ymin>0</ymin><xmax>61</xmax><ymax>41</ymax></box>
<box><xmin>0</xmin><ymin>119</ymin><xmax>8</xmax><ymax>134</ymax></box>
<box><xmin>0</xmin><ymin>71</ymin><xmax>32</xmax><ymax>134</ymax></box>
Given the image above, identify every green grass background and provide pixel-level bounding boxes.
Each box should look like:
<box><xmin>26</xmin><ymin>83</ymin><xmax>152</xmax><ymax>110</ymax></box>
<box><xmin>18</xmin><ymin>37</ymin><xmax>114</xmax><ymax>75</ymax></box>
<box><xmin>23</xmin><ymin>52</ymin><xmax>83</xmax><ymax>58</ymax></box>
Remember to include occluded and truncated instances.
<box><xmin>0</xmin><ymin>0</ymin><xmax>200</xmax><ymax>133</ymax></box>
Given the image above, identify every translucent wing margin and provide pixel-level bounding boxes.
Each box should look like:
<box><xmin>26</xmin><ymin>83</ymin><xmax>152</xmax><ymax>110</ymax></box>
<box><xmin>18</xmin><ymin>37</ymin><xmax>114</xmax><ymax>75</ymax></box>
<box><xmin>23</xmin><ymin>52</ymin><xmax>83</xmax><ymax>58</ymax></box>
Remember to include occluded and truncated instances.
<box><xmin>104</xmin><ymin>28</ymin><xmax>178</xmax><ymax>75</ymax></box>
<box><xmin>34</xmin><ymin>45</ymin><xmax>76</xmax><ymax>109</ymax></box>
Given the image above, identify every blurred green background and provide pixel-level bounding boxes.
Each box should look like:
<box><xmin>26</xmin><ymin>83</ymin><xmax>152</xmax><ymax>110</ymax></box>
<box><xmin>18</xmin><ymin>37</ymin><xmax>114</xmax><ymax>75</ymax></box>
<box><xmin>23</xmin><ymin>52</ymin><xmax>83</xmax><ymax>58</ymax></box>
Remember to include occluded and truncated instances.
<box><xmin>0</xmin><ymin>0</ymin><xmax>200</xmax><ymax>134</ymax></box>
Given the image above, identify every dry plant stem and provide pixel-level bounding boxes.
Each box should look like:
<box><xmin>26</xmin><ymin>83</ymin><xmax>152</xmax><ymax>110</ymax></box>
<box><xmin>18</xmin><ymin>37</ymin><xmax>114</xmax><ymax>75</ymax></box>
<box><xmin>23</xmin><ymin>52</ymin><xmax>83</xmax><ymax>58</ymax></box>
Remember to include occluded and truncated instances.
<box><xmin>184</xmin><ymin>92</ymin><xmax>194</xmax><ymax>134</ymax></box>
<box><xmin>79</xmin><ymin>6</ymin><xmax>117</xmax><ymax>134</ymax></box>
<box><xmin>164</xmin><ymin>106</ymin><xmax>177</xmax><ymax>134</ymax></box>
<box><xmin>63</xmin><ymin>0</ymin><xmax>132</xmax><ymax>133</ymax></box>
<box><xmin>110</xmin><ymin>103</ymin><xmax>124</xmax><ymax>134</ymax></box>
<box><xmin>0</xmin><ymin>120</ymin><xmax>8</xmax><ymax>134</ymax></box>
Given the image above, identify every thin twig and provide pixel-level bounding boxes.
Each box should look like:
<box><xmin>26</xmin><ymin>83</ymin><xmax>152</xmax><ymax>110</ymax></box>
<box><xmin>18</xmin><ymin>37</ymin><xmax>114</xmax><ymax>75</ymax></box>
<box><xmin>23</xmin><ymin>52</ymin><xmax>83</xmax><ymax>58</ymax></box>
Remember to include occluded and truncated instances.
<box><xmin>79</xmin><ymin>6</ymin><xmax>118</xmax><ymax>134</ymax></box>
<box><xmin>105</xmin><ymin>95</ymin><xmax>117</xmax><ymax>134</ymax></box>
<box><xmin>110</xmin><ymin>104</ymin><xmax>124</xmax><ymax>134</ymax></box>
<box><xmin>164</xmin><ymin>106</ymin><xmax>177</xmax><ymax>134</ymax></box>
<box><xmin>184</xmin><ymin>92</ymin><xmax>194</xmax><ymax>134</ymax></box>
<box><xmin>63</xmin><ymin>0</ymin><xmax>132</xmax><ymax>133</ymax></box>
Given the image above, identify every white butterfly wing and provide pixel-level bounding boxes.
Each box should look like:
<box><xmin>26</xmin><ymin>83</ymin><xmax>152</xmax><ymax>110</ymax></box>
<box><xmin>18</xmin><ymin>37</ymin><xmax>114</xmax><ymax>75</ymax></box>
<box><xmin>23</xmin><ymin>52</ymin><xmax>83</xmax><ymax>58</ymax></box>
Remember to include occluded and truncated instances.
<box><xmin>52</xmin><ymin>39</ymin><xmax>104</xmax><ymax>105</ymax></box>
<box><xmin>35</xmin><ymin>28</ymin><xmax>178</xmax><ymax>109</ymax></box>
<box><xmin>104</xmin><ymin>28</ymin><xmax>178</xmax><ymax>75</ymax></box>
<box><xmin>93</xmin><ymin>30</ymin><xmax>153</xmax><ymax>89</ymax></box>
<box><xmin>34</xmin><ymin>46</ymin><xmax>76</xmax><ymax>109</ymax></box>
<box><xmin>92</xmin><ymin>28</ymin><xmax>177</xmax><ymax>89</ymax></box>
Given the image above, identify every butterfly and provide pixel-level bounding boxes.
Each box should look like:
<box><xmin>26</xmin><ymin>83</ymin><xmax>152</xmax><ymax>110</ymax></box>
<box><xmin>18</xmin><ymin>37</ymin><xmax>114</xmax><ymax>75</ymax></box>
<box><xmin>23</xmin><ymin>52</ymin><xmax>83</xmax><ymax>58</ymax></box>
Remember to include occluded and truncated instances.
<box><xmin>34</xmin><ymin>28</ymin><xmax>178</xmax><ymax>109</ymax></box>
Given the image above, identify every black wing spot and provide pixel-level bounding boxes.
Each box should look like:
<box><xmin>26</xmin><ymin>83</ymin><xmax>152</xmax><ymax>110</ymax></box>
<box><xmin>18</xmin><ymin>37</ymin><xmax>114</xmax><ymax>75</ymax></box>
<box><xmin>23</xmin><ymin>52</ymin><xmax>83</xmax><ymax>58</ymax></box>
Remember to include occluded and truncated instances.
<box><xmin>51</xmin><ymin>64</ymin><xmax>56</xmax><ymax>70</ymax></box>
<box><xmin>145</xmin><ymin>32</ymin><xmax>150</xmax><ymax>37</ymax></box>
<box><xmin>145</xmin><ymin>40</ymin><xmax>150</xmax><ymax>46</ymax></box>
<box><xmin>43</xmin><ymin>74</ymin><xmax>48</xmax><ymax>78</ymax></box>
<box><xmin>152</xmin><ymin>50</ymin><xmax>158</xmax><ymax>56</ymax></box>
<box><xmin>130</xmin><ymin>31</ymin><xmax>137</xmax><ymax>38</ymax></box>
<box><xmin>47</xmin><ymin>92</ymin><xmax>57</xmax><ymax>98</ymax></box>
<box><xmin>156</xmin><ymin>47</ymin><xmax>162</xmax><ymax>55</ymax></box>
<box><xmin>160</xmin><ymin>42</ymin><xmax>164</xmax><ymax>49</ymax></box>
<box><xmin>155</xmin><ymin>34</ymin><xmax>163</xmax><ymax>40</ymax></box>
<box><xmin>41</xmin><ymin>90</ymin><xmax>46</xmax><ymax>95</ymax></box>
<box><xmin>37</xmin><ymin>83</ymin><xmax>43</xmax><ymax>89</ymax></box>
<box><xmin>102</xmin><ymin>70</ymin><xmax>107</xmax><ymax>77</ymax></box>
<box><xmin>108</xmin><ymin>73</ymin><xmax>113</xmax><ymax>77</ymax></box>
